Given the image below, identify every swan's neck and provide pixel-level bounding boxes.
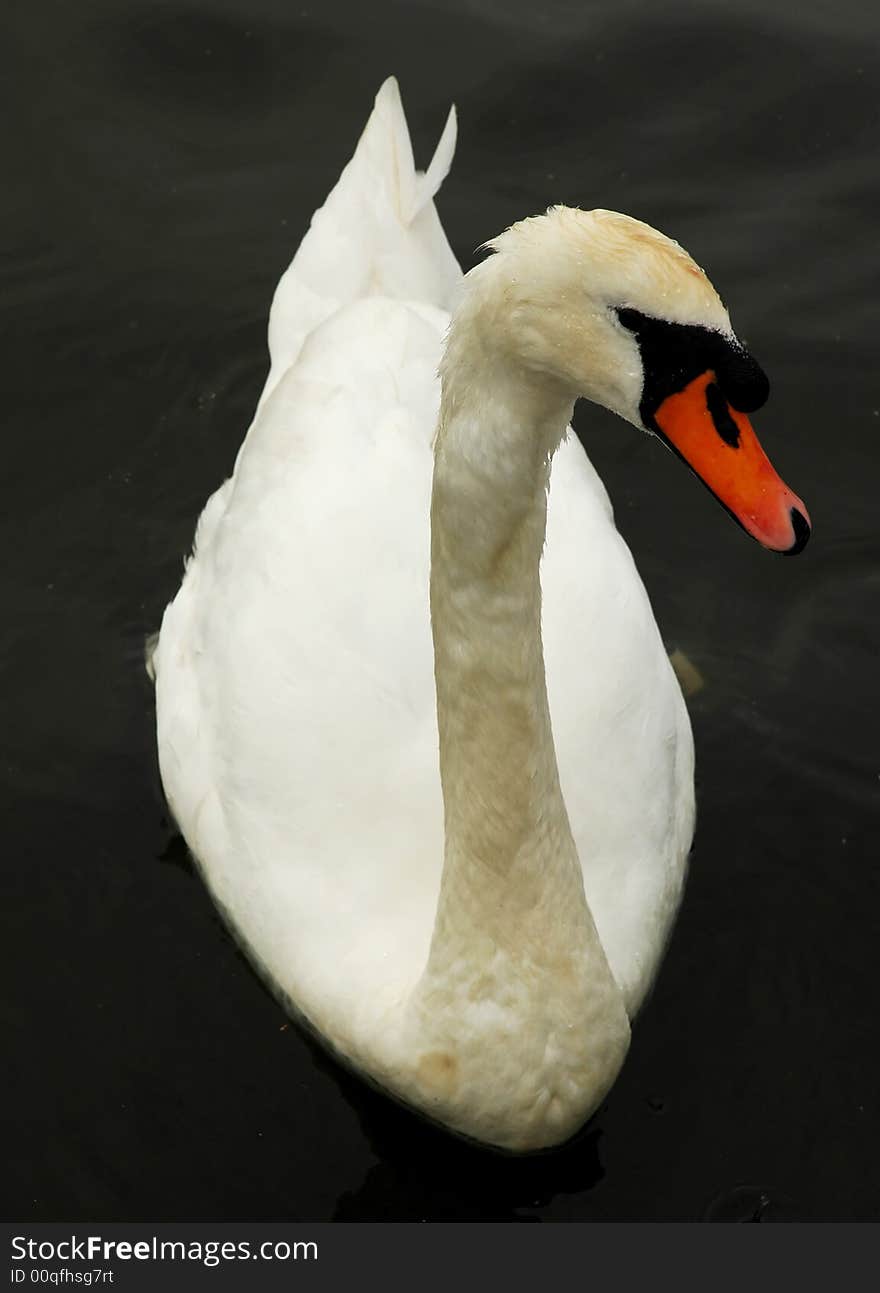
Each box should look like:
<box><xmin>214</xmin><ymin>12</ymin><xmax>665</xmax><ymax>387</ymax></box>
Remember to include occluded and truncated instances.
<box><xmin>402</xmin><ymin>315</ymin><xmax>629</xmax><ymax>1149</ymax></box>
<box><xmin>427</xmin><ymin>348</ymin><xmax>582</xmax><ymax>955</ymax></box>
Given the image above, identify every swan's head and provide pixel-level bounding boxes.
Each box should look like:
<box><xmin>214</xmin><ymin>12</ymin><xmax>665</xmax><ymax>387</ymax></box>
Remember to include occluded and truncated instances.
<box><xmin>471</xmin><ymin>206</ymin><xmax>809</xmax><ymax>554</ymax></box>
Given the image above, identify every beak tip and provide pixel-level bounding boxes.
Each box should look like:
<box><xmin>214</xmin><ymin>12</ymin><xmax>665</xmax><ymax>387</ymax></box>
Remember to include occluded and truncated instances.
<box><xmin>783</xmin><ymin>505</ymin><xmax>811</xmax><ymax>556</ymax></box>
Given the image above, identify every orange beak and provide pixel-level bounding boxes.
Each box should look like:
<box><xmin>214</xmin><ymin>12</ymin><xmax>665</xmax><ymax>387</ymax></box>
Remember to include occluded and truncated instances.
<box><xmin>653</xmin><ymin>371</ymin><xmax>810</xmax><ymax>554</ymax></box>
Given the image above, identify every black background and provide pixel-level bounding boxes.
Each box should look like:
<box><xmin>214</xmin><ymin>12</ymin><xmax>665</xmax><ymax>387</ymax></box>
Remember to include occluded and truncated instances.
<box><xmin>3</xmin><ymin>0</ymin><xmax>878</xmax><ymax>1220</ymax></box>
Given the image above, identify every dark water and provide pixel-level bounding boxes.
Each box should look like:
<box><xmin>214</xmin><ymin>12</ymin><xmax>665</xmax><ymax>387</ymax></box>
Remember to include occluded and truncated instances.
<box><xmin>3</xmin><ymin>0</ymin><xmax>878</xmax><ymax>1220</ymax></box>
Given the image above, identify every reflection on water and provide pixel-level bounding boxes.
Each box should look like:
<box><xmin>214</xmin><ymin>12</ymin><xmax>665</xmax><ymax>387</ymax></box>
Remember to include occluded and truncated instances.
<box><xmin>3</xmin><ymin>0</ymin><xmax>879</xmax><ymax>1220</ymax></box>
<box><xmin>703</xmin><ymin>1185</ymin><xmax>801</xmax><ymax>1222</ymax></box>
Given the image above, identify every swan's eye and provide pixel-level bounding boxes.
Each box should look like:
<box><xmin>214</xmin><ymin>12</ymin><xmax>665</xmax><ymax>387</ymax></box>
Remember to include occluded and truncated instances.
<box><xmin>616</xmin><ymin>307</ymin><xmax>644</xmax><ymax>332</ymax></box>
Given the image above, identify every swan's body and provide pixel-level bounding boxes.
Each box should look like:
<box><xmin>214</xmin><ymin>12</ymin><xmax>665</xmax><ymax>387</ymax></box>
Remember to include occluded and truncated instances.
<box><xmin>153</xmin><ymin>80</ymin><xmax>808</xmax><ymax>1151</ymax></box>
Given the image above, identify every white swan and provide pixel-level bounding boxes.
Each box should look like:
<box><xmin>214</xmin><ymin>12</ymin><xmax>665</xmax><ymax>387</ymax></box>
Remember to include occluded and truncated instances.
<box><xmin>152</xmin><ymin>79</ymin><xmax>809</xmax><ymax>1152</ymax></box>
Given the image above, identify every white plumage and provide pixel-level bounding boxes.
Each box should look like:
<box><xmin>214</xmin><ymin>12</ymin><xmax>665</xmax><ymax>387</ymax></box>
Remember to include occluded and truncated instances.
<box><xmin>153</xmin><ymin>78</ymin><xmax>701</xmax><ymax>1151</ymax></box>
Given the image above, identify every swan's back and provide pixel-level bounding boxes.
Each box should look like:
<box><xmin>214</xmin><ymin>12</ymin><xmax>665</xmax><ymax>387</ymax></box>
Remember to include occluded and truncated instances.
<box><xmin>154</xmin><ymin>81</ymin><xmax>693</xmax><ymax>1062</ymax></box>
<box><xmin>154</xmin><ymin>80</ymin><xmax>466</xmax><ymax>1045</ymax></box>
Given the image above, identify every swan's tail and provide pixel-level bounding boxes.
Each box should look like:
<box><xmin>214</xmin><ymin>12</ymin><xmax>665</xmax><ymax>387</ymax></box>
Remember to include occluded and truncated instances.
<box><xmin>261</xmin><ymin>77</ymin><xmax>461</xmax><ymax>404</ymax></box>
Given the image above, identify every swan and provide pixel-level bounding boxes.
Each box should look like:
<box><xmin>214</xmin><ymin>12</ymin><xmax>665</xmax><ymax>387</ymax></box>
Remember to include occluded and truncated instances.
<box><xmin>152</xmin><ymin>78</ymin><xmax>810</xmax><ymax>1152</ymax></box>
